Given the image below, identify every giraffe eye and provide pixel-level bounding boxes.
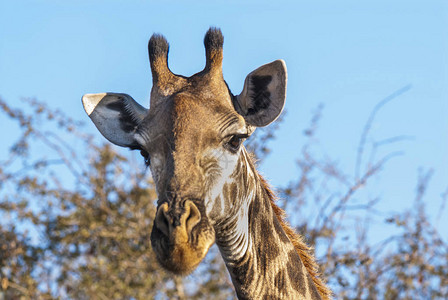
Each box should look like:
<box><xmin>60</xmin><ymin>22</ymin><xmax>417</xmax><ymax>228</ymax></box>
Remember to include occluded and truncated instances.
<box><xmin>140</xmin><ymin>150</ymin><xmax>151</xmax><ymax>166</ymax></box>
<box><xmin>225</xmin><ymin>134</ymin><xmax>247</xmax><ymax>153</ymax></box>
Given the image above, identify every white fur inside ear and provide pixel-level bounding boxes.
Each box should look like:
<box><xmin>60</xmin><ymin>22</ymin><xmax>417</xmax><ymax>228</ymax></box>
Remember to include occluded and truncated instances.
<box><xmin>235</xmin><ymin>60</ymin><xmax>287</xmax><ymax>127</ymax></box>
<box><xmin>82</xmin><ymin>93</ymin><xmax>107</xmax><ymax>116</ymax></box>
<box><xmin>81</xmin><ymin>92</ymin><xmax>148</xmax><ymax>148</ymax></box>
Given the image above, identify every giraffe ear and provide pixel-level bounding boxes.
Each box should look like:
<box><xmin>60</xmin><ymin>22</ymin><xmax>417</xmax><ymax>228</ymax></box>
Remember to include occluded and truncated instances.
<box><xmin>234</xmin><ymin>60</ymin><xmax>287</xmax><ymax>127</ymax></box>
<box><xmin>82</xmin><ymin>93</ymin><xmax>148</xmax><ymax>148</ymax></box>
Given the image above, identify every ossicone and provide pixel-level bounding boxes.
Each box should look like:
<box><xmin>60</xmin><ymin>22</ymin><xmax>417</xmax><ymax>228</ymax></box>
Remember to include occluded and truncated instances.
<box><xmin>148</xmin><ymin>34</ymin><xmax>169</xmax><ymax>65</ymax></box>
<box><xmin>203</xmin><ymin>27</ymin><xmax>224</xmax><ymax>74</ymax></box>
<box><xmin>147</xmin><ymin>33</ymin><xmax>185</xmax><ymax>98</ymax></box>
<box><xmin>148</xmin><ymin>34</ymin><xmax>172</xmax><ymax>82</ymax></box>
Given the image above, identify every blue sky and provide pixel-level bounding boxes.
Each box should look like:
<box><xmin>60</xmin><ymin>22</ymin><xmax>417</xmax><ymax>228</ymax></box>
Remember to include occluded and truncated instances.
<box><xmin>1</xmin><ymin>1</ymin><xmax>447</xmax><ymax>241</ymax></box>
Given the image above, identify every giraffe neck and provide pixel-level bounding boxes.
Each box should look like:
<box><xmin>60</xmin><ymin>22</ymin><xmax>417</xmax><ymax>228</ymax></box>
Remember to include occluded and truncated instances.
<box><xmin>213</xmin><ymin>149</ymin><xmax>324</xmax><ymax>300</ymax></box>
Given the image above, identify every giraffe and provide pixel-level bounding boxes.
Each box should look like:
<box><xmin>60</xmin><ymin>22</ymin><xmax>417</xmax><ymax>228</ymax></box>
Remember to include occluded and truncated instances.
<box><xmin>82</xmin><ymin>28</ymin><xmax>331</xmax><ymax>299</ymax></box>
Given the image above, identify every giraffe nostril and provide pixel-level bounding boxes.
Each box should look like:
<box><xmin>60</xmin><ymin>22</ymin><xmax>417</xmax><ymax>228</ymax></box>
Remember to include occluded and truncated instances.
<box><xmin>155</xmin><ymin>200</ymin><xmax>202</xmax><ymax>237</ymax></box>
<box><xmin>155</xmin><ymin>202</ymin><xmax>170</xmax><ymax>236</ymax></box>
<box><xmin>184</xmin><ymin>200</ymin><xmax>201</xmax><ymax>233</ymax></box>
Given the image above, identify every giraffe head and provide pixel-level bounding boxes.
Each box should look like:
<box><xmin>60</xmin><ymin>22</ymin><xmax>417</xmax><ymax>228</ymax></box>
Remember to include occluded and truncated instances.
<box><xmin>82</xmin><ymin>28</ymin><xmax>287</xmax><ymax>274</ymax></box>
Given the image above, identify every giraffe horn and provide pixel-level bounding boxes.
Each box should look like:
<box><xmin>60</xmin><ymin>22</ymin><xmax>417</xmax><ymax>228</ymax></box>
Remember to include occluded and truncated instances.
<box><xmin>203</xmin><ymin>27</ymin><xmax>224</xmax><ymax>75</ymax></box>
<box><xmin>148</xmin><ymin>34</ymin><xmax>181</xmax><ymax>97</ymax></box>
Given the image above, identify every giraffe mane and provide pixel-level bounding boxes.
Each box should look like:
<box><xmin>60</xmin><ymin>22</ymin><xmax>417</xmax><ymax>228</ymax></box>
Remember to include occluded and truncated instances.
<box><xmin>259</xmin><ymin>176</ymin><xmax>332</xmax><ymax>300</ymax></box>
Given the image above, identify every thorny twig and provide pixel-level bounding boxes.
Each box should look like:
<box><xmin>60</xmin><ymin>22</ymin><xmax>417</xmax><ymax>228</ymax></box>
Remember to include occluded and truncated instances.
<box><xmin>355</xmin><ymin>84</ymin><xmax>412</xmax><ymax>180</ymax></box>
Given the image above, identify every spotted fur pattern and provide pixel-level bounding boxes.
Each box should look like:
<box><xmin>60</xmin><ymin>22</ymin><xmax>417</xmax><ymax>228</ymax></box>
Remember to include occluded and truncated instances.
<box><xmin>210</xmin><ymin>148</ymin><xmax>331</xmax><ymax>299</ymax></box>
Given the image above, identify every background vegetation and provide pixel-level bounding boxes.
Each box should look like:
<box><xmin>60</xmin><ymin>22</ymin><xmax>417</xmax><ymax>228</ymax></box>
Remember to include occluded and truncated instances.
<box><xmin>0</xmin><ymin>97</ymin><xmax>447</xmax><ymax>299</ymax></box>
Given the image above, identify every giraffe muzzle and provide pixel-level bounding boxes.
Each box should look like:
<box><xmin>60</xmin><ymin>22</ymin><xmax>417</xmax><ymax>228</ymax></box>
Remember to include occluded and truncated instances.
<box><xmin>154</xmin><ymin>200</ymin><xmax>201</xmax><ymax>241</ymax></box>
<box><xmin>150</xmin><ymin>199</ymin><xmax>215</xmax><ymax>274</ymax></box>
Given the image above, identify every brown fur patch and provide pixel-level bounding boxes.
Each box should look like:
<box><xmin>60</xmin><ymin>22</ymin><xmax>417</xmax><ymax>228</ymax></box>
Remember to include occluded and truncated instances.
<box><xmin>259</xmin><ymin>176</ymin><xmax>332</xmax><ymax>300</ymax></box>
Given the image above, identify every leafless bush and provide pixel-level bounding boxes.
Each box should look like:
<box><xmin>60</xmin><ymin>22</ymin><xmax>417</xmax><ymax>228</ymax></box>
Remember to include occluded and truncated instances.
<box><xmin>0</xmin><ymin>93</ymin><xmax>446</xmax><ymax>299</ymax></box>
